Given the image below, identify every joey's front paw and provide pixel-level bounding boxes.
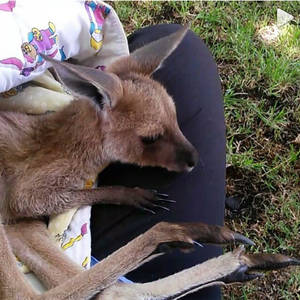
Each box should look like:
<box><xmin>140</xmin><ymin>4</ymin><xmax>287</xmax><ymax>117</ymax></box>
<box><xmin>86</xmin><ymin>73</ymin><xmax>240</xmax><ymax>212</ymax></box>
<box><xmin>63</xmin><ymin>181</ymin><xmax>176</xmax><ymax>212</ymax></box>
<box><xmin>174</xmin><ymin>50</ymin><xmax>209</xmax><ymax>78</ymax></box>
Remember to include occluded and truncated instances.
<box><xmin>117</xmin><ymin>187</ymin><xmax>174</xmax><ymax>214</ymax></box>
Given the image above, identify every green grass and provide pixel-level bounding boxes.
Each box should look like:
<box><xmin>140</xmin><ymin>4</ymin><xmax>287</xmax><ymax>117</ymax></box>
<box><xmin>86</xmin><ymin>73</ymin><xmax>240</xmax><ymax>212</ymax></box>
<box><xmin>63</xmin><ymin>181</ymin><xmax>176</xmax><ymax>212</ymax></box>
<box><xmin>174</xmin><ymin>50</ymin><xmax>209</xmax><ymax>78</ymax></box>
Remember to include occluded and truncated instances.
<box><xmin>109</xmin><ymin>1</ymin><xmax>300</xmax><ymax>299</ymax></box>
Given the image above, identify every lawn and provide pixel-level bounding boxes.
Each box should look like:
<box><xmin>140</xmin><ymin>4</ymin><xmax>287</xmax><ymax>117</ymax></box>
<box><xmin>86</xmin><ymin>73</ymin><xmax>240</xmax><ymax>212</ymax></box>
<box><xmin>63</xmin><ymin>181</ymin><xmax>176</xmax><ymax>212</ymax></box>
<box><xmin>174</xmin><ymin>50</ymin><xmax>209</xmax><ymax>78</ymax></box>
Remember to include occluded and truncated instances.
<box><xmin>109</xmin><ymin>1</ymin><xmax>300</xmax><ymax>299</ymax></box>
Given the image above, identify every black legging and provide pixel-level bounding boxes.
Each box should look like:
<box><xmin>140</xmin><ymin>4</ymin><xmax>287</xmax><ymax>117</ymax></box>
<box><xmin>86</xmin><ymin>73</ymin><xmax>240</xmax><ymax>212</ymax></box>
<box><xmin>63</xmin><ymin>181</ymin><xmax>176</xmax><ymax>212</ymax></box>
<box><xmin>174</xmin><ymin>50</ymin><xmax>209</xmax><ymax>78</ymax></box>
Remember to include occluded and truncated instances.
<box><xmin>91</xmin><ymin>24</ymin><xmax>225</xmax><ymax>300</ymax></box>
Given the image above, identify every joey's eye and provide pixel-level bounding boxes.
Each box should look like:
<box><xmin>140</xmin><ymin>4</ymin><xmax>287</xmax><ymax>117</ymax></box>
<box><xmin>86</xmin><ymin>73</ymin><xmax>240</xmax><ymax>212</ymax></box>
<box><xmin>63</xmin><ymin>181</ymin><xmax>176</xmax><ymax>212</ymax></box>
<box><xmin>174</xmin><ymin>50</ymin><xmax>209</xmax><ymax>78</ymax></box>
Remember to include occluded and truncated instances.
<box><xmin>141</xmin><ymin>134</ymin><xmax>162</xmax><ymax>145</ymax></box>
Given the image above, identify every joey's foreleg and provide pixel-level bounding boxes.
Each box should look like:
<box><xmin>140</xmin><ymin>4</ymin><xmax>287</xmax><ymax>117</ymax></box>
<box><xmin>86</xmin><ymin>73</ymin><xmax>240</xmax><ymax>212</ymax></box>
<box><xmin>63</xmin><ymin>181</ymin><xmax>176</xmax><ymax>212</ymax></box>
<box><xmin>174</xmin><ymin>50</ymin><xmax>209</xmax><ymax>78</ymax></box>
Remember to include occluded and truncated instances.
<box><xmin>0</xmin><ymin>223</ymin><xmax>37</xmax><ymax>299</ymax></box>
<box><xmin>6</xmin><ymin>221</ymin><xmax>253</xmax><ymax>300</ymax></box>
<box><xmin>10</xmin><ymin>186</ymin><xmax>170</xmax><ymax>218</ymax></box>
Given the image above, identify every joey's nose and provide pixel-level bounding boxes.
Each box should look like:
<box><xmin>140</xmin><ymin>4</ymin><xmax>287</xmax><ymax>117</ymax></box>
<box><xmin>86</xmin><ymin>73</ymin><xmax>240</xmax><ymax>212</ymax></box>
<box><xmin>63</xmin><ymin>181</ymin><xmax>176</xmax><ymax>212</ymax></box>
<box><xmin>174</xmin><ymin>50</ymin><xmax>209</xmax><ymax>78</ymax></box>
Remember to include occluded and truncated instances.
<box><xmin>177</xmin><ymin>146</ymin><xmax>199</xmax><ymax>172</ymax></box>
<box><xmin>185</xmin><ymin>148</ymin><xmax>199</xmax><ymax>171</ymax></box>
<box><xmin>187</xmin><ymin>158</ymin><xmax>196</xmax><ymax>168</ymax></box>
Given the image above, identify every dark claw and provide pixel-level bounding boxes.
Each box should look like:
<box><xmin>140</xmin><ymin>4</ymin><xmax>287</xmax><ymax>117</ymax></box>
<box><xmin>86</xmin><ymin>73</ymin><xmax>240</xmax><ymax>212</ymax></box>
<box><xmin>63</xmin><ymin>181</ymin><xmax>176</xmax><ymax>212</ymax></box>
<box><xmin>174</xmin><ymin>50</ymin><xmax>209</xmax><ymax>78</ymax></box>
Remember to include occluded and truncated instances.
<box><xmin>289</xmin><ymin>258</ymin><xmax>300</xmax><ymax>266</ymax></box>
<box><xmin>152</xmin><ymin>204</ymin><xmax>170</xmax><ymax>211</ymax></box>
<box><xmin>222</xmin><ymin>265</ymin><xmax>264</xmax><ymax>284</ymax></box>
<box><xmin>140</xmin><ymin>207</ymin><xmax>156</xmax><ymax>214</ymax></box>
<box><xmin>156</xmin><ymin>198</ymin><xmax>176</xmax><ymax>203</ymax></box>
<box><xmin>233</xmin><ymin>233</ymin><xmax>255</xmax><ymax>246</ymax></box>
<box><xmin>193</xmin><ymin>240</ymin><xmax>204</xmax><ymax>248</ymax></box>
<box><xmin>156</xmin><ymin>193</ymin><xmax>169</xmax><ymax>199</ymax></box>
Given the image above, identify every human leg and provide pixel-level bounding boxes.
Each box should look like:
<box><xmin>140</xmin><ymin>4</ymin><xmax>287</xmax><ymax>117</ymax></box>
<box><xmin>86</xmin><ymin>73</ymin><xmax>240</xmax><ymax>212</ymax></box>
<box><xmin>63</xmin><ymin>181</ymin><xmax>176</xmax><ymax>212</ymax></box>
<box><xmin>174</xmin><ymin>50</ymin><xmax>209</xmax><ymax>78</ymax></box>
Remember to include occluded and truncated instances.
<box><xmin>91</xmin><ymin>24</ymin><xmax>225</xmax><ymax>299</ymax></box>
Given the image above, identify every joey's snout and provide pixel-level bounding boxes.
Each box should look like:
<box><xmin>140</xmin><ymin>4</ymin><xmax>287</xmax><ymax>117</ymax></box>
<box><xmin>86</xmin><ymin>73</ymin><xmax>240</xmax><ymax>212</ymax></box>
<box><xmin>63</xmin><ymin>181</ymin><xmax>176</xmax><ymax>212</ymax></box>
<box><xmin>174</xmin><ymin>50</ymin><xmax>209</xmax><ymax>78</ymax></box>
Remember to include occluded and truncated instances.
<box><xmin>176</xmin><ymin>143</ymin><xmax>199</xmax><ymax>172</ymax></box>
<box><xmin>138</xmin><ymin>134</ymin><xmax>199</xmax><ymax>174</ymax></box>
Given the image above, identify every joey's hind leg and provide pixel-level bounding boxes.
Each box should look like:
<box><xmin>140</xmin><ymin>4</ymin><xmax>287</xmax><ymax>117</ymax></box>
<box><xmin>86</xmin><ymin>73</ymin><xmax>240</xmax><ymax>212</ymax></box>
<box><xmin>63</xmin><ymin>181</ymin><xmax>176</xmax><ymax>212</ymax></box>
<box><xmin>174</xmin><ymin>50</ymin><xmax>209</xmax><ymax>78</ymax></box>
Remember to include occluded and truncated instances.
<box><xmin>8</xmin><ymin>221</ymin><xmax>299</xmax><ymax>300</ymax></box>
<box><xmin>0</xmin><ymin>223</ymin><xmax>37</xmax><ymax>300</ymax></box>
<box><xmin>100</xmin><ymin>246</ymin><xmax>300</xmax><ymax>300</ymax></box>
<box><xmin>5</xmin><ymin>219</ymin><xmax>82</xmax><ymax>289</ymax></box>
<box><xmin>6</xmin><ymin>221</ymin><xmax>252</xmax><ymax>300</ymax></box>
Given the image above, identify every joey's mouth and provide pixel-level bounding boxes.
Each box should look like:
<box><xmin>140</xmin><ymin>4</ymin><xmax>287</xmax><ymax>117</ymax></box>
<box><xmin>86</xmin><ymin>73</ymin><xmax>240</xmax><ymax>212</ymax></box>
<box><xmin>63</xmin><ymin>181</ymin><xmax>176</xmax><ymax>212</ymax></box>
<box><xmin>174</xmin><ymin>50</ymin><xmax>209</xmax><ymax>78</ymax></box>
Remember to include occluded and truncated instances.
<box><xmin>137</xmin><ymin>159</ymin><xmax>199</xmax><ymax>174</ymax></box>
<box><xmin>163</xmin><ymin>164</ymin><xmax>196</xmax><ymax>174</ymax></box>
<box><xmin>131</xmin><ymin>161</ymin><xmax>184</xmax><ymax>174</ymax></box>
<box><xmin>186</xmin><ymin>166</ymin><xmax>195</xmax><ymax>173</ymax></box>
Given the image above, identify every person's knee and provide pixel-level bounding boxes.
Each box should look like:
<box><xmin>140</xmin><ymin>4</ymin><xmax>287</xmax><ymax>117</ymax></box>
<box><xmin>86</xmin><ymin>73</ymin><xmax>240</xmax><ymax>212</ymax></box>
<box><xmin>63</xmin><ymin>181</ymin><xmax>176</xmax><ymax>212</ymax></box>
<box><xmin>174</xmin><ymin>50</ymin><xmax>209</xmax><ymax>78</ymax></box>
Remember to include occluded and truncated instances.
<box><xmin>128</xmin><ymin>23</ymin><xmax>206</xmax><ymax>53</ymax></box>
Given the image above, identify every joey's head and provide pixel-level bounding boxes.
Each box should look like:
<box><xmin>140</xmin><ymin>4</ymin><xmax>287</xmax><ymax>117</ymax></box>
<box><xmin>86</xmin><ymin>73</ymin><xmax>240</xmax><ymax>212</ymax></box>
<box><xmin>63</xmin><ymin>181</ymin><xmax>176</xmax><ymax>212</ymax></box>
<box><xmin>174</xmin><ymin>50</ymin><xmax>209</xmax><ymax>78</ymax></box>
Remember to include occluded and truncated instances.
<box><xmin>41</xmin><ymin>26</ymin><xmax>198</xmax><ymax>173</ymax></box>
<box><xmin>102</xmin><ymin>73</ymin><xmax>198</xmax><ymax>172</ymax></box>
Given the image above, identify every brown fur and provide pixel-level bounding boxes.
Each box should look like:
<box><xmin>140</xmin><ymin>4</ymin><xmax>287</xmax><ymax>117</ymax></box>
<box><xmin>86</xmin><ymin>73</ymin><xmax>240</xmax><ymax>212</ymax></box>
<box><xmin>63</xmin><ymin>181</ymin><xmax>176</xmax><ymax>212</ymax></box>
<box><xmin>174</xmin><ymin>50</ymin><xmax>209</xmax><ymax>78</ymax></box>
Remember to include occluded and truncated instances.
<box><xmin>1</xmin><ymin>28</ymin><xmax>197</xmax><ymax>223</ymax></box>
<box><xmin>0</xmin><ymin>26</ymin><xmax>298</xmax><ymax>299</ymax></box>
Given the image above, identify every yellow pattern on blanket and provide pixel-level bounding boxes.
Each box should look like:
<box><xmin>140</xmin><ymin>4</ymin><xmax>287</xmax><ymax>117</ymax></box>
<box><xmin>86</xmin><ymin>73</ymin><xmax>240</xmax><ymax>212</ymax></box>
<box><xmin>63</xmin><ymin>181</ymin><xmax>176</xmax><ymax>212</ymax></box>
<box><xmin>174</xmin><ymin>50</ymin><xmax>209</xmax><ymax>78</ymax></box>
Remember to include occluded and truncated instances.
<box><xmin>0</xmin><ymin>70</ymin><xmax>73</xmax><ymax>114</ymax></box>
<box><xmin>48</xmin><ymin>176</ymin><xmax>101</xmax><ymax>249</ymax></box>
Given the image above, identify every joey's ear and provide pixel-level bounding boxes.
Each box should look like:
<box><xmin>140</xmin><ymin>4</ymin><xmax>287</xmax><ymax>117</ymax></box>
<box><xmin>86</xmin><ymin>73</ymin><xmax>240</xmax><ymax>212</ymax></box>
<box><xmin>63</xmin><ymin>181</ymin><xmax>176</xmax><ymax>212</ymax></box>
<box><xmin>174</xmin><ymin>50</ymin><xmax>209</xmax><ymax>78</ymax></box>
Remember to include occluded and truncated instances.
<box><xmin>40</xmin><ymin>54</ymin><xmax>123</xmax><ymax>108</ymax></box>
<box><xmin>130</xmin><ymin>25</ymin><xmax>189</xmax><ymax>75</ymax></box>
